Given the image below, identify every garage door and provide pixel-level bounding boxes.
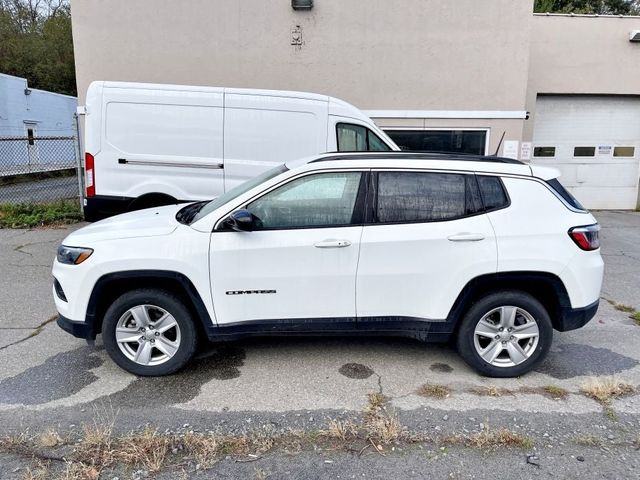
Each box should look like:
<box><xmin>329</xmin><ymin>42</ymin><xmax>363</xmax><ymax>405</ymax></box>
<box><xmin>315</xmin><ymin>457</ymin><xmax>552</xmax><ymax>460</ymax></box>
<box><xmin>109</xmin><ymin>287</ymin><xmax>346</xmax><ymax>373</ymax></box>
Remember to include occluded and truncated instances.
<box><xmin>532</xmin><ymin>95</ymin><xmax>640</xmax><ymax>209</ymax></box>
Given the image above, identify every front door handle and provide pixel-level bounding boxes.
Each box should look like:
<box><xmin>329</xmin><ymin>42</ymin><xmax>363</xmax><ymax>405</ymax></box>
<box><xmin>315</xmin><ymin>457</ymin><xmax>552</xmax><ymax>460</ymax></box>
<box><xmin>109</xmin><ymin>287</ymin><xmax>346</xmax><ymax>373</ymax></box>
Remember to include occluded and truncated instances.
<box><xmin>447</xmin><ymin>233</ymin><xmax>485</xmax><ymax>242</ymax></box>
<box><xmin>314</xmin><ymin>239</ymin><xmax>352</xmax><ymax>248</ymax></box>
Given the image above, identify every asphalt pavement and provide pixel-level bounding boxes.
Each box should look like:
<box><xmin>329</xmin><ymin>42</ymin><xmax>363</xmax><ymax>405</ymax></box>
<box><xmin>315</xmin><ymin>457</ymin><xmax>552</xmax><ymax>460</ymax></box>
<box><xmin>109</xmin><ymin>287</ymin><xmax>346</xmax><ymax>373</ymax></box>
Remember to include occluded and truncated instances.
<box><xmin>0</xmin><ymin>210</ymin><xmax>639</xmax><ymax>479</ymax></box>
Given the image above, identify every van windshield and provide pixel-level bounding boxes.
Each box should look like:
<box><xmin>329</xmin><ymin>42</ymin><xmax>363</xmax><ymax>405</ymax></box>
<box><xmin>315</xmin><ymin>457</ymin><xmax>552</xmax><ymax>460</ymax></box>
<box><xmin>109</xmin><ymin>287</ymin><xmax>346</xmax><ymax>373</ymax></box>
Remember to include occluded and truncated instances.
<box><xmin>188</xmin><ymin>164</ymin><xmax>289</xmax><ymax>224</ymax></box>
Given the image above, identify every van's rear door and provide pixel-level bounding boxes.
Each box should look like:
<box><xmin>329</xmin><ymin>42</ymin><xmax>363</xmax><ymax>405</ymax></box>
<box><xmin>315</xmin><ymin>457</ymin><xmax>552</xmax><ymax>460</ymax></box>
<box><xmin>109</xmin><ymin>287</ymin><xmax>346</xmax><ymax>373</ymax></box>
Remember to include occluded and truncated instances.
<box><xmin>100</xmin><ymin>84</ymin><xmax>224</xmax><ymax>201</ymax></box>
<box><xmin>223</xmin><ymin>90</ymin><xmax>328</xmax><ymax>191</ymax></box>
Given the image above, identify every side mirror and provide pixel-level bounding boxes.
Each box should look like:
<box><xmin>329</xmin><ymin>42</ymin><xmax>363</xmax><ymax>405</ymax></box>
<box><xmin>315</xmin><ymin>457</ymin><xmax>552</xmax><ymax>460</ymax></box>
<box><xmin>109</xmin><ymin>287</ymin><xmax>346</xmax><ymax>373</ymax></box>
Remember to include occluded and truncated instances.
<box><xmin>223</xmin><ymin>209</ymin><xmax>254</xmax><ymax>232</ymax></box>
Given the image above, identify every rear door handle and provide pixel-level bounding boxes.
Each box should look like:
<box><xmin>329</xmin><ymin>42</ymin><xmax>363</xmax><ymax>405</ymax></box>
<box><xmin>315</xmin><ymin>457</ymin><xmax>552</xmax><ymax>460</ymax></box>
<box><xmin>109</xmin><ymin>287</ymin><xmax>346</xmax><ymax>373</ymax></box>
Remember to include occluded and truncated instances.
<box><xmin>314</xmin><ymin>239</ymin><xmax>352</xmax><ymax>248</ymax></box>
<box><xmin>447</xmin><ymin>233</ymin><xmax>485</xmax><ymax>242</ymax></box>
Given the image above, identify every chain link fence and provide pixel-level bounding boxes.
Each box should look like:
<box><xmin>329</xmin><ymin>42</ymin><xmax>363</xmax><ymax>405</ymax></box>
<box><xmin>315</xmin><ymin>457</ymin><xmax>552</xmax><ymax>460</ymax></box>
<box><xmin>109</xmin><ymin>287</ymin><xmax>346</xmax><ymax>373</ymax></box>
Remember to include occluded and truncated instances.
<box><xmin>0</xmin><ymin>133</ymin><xmax>83</xmax><ymax>205</ymax></box>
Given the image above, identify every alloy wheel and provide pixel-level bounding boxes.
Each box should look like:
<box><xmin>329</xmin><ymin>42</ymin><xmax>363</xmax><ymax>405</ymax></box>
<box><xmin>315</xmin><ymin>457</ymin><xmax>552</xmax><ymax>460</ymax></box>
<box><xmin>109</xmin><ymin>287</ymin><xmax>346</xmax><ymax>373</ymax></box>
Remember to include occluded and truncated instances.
<box><xmin>473</xmin><ymin>306</ymin><xmax>540</xmax><ymax>368</ymax></box>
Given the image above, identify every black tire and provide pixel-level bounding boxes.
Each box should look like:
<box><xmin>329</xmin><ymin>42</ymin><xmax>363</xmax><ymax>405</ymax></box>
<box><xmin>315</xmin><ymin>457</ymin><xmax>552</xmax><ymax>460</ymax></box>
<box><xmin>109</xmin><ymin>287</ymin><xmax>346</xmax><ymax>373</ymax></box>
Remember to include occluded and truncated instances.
<box><xmin>102</xmin><ymin>288</ymin><xmax>198</xmax><ymax>376</ymax></box>
<box><xmin>456</xmin><ymin>290</ymin><xmax>553</xmax><ymax>378</ymax></box>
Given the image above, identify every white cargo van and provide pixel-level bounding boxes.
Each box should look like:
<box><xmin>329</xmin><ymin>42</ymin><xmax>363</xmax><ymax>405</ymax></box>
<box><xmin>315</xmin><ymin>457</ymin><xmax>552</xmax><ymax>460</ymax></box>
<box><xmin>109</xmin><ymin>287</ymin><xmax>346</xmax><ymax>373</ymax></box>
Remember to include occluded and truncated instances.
<box><xmin>82</xmin><ymin>81</ymin><xmax>398</xmax><ymax>220</ymax></box>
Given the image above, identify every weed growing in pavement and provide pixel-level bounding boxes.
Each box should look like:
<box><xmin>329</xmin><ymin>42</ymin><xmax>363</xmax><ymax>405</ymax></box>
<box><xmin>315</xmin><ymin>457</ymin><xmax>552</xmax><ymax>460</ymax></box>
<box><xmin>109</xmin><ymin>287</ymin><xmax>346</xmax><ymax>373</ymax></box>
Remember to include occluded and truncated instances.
<box><xmin>22</xmin><ymin>459</ymin><xmax>51</xmax><ymax>480</ymax></box>
<box><xmin>573</xmin><ymin>434</ymin><xmax>603</xmax><ymax>447</ymax></box>
<box><xmin>417</xmin><ymin>383</ymin><xmax>451</xmax><ymax>398</ymax></box>
<box><xmin>632</xmin><ymin>311</ymin><xmax>640</xmax><ymax>326</ymax></box>
<box><xmin>613</xmin><ymin>303</ymin><xmax>636</xmax><ymax>313</ymax></box>
<box><xmin>581</xmin><ymin>376</ymin><xmax>635</xmax><ymax>420</ymax></box>
<box><xmin>443</xmin><ymin>425</ymin><xmax>533</xmax><ymax>450</ymax></box>
<box><xmin>324</xmin><ymin>419</ymin><xmax>359</xmax><ymax>441</ymax></box>
<box><xmin>581</xmin><ymin>376</ymin><xmax>635</xmax><ymax>404</ymax></box>
<box><xmin>37</xmin><ymin>428</ymin><xmax>64</xmax><ymax>448</ymax></box>
<box><xmin>541</xmin><ymin>385</ymin><xmax>569</xmax><ymax>400</ymax></box>
<box><xmin>364</xmin><ymin>392</ymin><xmax>402</xmax><ymax>446</ymax></box>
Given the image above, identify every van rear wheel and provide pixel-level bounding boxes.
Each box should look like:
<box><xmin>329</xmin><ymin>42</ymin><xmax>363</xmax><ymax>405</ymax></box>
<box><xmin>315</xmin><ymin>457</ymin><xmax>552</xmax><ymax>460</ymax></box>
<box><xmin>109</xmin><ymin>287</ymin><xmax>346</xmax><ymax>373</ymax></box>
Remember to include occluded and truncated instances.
<box><xmin>128</xmin><ymin>193</ymin><xmax>177</xmax><ymax>212</ymax></box>
<box><xmin>456</xmin><ymin>291</ymin><xmax>552</xmax><ymax>378</ymax></box>
<box><xmin>102</xmin><ymin>289</ymin><xmax>197</xmax><ymax>376</ymax></box>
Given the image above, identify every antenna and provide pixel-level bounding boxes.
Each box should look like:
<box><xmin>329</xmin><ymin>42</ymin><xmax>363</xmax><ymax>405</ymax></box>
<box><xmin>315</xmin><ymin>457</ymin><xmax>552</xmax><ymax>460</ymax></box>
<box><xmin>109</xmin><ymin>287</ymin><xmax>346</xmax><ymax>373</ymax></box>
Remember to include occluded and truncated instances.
<box><xmin>493</xmin><ymin>131</ymin><xmax>506</xmax><ymax>156</ymax></box>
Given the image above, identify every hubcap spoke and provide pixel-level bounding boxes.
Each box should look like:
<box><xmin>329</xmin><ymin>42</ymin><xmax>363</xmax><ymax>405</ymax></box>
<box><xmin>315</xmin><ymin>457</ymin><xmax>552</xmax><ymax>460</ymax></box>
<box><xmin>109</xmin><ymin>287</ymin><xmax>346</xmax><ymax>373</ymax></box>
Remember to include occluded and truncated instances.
<box><xmin>480</xmin><ymin>340</ymin><xmax>503</xmax><ymax>364</ymax></box>
<box><xmin>153</xmin><ymin>313</ymin><xmax>177</xmax><ymax>333</ymax></box>
<box><xmin>505</xmin><ymin>341</ymin><xmax>528</xmax><ymax>365</ymax></box>
<box><xmin>512</xmin><ymin>321</ymin><xmax>539</xmax><ymax>340</ymax></box>
<box><xmin>474</xmin><ymin>319</ymin><xmax>499</xmax><ymax>338</ymax></box>
<box><xmin>154</xmin><ymin>337</ymin><xmax>178</xmax><ymax>357</ymax></box>
<box><xmin>115</xmin><ymin>327</ymin><xmax>141</xmax><ymax>344</ymax></box>
<box><xmin>134</xmin><ymin>341</ymin><xmax>153</xmax><ymax>365</ymax></box>
<box><xmin>130</xmin><ymin>305</ymin><xmax>151</xmax><ymax>328</ymax></box>
<box><xmin>500</xmin><ymin>306</ymin><xmax>518</xmax><ymax>329</ymax></box>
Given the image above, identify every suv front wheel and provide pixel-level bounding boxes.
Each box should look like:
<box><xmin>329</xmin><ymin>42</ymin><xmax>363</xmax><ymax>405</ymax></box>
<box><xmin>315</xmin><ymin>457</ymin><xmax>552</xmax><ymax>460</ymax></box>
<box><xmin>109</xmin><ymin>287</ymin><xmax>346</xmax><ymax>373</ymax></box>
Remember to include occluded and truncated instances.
<box><xmin>103</xmin><ymin>289</ymin><xmax>198</xmax><ymax>376</ymax></box>
<box><xmin>456</xmin><ymin>291</ymin><xmax>552</xmax><ymax>377</ymax></box>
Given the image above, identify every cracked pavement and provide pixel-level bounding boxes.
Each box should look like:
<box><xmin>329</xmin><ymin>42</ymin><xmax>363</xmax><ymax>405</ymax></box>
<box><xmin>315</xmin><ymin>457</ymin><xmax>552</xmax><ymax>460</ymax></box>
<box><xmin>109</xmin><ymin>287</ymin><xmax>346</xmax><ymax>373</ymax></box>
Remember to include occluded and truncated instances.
<box><xmin>0</xmin><ymin>211</ymin><xmax>639</xmax><ymax>478</ymax></box>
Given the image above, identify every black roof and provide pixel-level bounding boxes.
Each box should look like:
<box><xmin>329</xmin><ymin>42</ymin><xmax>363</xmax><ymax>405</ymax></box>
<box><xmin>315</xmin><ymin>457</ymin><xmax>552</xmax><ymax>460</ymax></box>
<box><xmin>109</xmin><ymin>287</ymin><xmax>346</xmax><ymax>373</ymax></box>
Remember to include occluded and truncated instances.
<box><xmin>311</xmin><ymin>151</ymin><xmax>524</xmax><ymax>165</ymax></box>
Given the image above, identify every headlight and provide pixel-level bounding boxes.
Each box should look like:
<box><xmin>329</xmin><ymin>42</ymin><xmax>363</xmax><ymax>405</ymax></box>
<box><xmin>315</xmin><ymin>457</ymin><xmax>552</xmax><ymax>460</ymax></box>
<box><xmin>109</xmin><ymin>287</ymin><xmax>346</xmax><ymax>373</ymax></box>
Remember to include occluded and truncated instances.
<box><xmin>57</xmin><ymin>245</ymin><xmax>93</xmax><ymax>265</ymax></box>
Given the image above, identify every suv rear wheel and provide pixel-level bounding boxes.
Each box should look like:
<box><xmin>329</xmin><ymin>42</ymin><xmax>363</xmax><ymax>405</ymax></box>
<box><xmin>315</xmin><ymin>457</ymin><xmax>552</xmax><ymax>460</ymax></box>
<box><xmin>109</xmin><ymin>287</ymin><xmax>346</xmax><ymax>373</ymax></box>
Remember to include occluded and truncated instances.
<box><xmin>456</xmin><ymin>291</ymin><xmax>552</xmax><ymax>377</ymax></box>
<box><xmin>103</xmin><ymin>289</ymin><xmax>198</xmax><ymax>376</ymax></box>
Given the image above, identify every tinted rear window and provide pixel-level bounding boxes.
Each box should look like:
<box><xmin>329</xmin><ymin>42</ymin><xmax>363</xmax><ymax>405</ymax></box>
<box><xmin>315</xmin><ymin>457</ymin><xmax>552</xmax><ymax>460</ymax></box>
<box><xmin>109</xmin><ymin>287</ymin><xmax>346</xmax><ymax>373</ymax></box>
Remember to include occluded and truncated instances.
<box><xmin>477</xmin><ymin>176</ymin><xmax>509</xmax><ymax>211</ymax></box>
<box><xmin>375</xmin><ymin>171</ymin><xmax>482</xmax><ymax>223</ymax></box>
<box><xmin>546</xmin><ymin>178</ymin><xmax>585</xmax><ymax>211</ymax></box>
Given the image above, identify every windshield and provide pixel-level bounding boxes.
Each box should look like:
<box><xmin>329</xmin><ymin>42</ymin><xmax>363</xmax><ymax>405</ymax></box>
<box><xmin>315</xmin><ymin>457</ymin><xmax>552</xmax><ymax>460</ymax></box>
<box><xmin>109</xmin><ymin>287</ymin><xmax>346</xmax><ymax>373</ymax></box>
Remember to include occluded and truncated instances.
<box><xmin>189</xmin><ymin>164</ymin><xmax>289</xmax><ymax>224</ymax></box>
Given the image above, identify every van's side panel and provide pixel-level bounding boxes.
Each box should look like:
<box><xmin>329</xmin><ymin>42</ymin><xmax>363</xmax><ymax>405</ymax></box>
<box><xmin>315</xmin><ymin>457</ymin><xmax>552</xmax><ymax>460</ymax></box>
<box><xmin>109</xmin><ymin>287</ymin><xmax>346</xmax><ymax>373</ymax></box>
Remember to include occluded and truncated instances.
<box><xmin>99</xmin><ymin>86</ymin><xmax>224</xmax><ymax>201</ymax></box>
<box><xmin>223</xmin><ymin>93</ymin><xmax>329</xmax><ymax>191</ymax></box>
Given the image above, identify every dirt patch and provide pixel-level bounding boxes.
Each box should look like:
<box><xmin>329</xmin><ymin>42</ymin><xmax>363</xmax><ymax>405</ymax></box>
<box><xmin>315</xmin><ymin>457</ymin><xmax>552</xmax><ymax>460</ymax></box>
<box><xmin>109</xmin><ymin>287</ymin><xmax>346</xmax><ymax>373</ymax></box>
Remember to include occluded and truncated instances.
<box><xmin>429</xmin><ymin>363</ymin><xmax>453</xmax><ymax>373</ymax></box>
<box><xmin>338</xmin><ymin>363</ymin><xmax>374</xmax><ymax>379</ymax></box>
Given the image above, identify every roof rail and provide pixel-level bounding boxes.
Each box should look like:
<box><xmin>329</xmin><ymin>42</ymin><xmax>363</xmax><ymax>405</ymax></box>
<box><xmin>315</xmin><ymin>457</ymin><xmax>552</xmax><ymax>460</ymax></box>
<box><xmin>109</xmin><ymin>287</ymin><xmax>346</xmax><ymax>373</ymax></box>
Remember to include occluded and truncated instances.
<box><xmin>311</xmin><ymin>151</ymin><xmax>524</xmax><ymax>165</ymax></box>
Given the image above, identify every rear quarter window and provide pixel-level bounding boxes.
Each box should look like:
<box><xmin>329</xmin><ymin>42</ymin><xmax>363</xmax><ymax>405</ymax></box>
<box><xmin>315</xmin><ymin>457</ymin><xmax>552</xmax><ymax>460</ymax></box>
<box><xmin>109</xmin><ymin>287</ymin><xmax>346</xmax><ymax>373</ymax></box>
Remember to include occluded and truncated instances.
<box><xmin>477</xmin><ymin>175</ymin><xmax>509</xmax><ymax>211</ymax></box>
<box><xmin>545</xmin><ymin>178</ymin><xmax>586</xmax><ymax>211</ymax></box>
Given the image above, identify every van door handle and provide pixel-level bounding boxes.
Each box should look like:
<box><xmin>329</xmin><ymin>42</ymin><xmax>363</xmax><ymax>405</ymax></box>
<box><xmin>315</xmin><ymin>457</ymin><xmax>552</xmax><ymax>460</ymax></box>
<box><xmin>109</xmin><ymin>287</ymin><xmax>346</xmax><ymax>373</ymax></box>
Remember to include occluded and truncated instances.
<box><xmin>447</xmin><ymin>233</ymin><xmax>485</xmax><ymax>242</ymax></box>
<box><xmin>314</xmin><ymin>239</ymin><xmax>352</xmax><ymax>248</ymax></box>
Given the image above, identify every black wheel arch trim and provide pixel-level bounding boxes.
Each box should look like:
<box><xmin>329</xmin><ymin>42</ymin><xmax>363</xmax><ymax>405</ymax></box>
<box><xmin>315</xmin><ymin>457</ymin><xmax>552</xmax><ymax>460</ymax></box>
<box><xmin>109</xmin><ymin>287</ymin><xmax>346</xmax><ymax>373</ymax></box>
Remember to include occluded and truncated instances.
<box><xmin>85</xmin><ymin>270</ymin><xmax>216</xmax><ymax>340</ymax></box>
<box><xmin>446</xmin><ymin>271</ymin><xmax>588</xmax><ymax>332</ymax></box>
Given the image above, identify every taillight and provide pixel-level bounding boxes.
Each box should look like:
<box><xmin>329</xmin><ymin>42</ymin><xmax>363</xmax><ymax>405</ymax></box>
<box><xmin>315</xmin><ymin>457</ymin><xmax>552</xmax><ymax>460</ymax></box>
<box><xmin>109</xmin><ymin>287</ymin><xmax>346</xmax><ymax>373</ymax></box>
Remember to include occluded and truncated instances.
<box><xmin>85</xmin><ymin>152</ymin><xmax>95</xmax><ymax>197</ymax></box>
<box><xmin>569</xmin><ymin>224</ymin><xmax>600</xmax><ymax>251</ymax></box>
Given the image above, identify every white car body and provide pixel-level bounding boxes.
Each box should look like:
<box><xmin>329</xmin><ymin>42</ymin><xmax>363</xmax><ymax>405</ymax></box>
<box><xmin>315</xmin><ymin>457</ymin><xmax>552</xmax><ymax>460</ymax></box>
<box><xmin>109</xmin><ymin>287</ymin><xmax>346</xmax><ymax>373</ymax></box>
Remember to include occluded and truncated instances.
<box><xmin>54</xmin><ymin>152</ymin><xmax>604</xmax><ymax>377</ymax></box>
<box><xmin>82</xmin><ymin>81</ymin><xmax>398</xmax><ymax>220</ymax></box>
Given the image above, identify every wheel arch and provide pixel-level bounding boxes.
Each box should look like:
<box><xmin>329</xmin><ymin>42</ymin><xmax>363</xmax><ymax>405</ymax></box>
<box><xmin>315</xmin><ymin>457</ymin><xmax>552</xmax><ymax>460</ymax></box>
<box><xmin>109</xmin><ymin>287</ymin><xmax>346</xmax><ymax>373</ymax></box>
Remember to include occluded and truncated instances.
<box><xmin>86</xmin><ymin>270</ymin><xmax>215</xmax><ymax>340</ymax></box>
<box><xmin>447</xmin><ymin>271</ymin><xmax>571</xmax><ymax>333</ymax></box>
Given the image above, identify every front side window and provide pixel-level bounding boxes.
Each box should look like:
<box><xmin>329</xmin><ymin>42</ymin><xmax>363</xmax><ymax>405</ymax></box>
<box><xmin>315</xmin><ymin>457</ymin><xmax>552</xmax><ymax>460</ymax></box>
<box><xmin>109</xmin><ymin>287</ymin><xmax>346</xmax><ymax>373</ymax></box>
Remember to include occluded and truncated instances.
<box><xmin>337</xmin><ymin>123</ymin><xmax>391</xmax><ymax>152</ymax></box>
<box><xmin>375</xmin><ymin>171</ymin><xmax>482</xmax><ymax>223</ymax></box>
<box><xmin>247</xmin><ymin>172</ymin><xmax>364</xmax><ymax>230</ymax></box>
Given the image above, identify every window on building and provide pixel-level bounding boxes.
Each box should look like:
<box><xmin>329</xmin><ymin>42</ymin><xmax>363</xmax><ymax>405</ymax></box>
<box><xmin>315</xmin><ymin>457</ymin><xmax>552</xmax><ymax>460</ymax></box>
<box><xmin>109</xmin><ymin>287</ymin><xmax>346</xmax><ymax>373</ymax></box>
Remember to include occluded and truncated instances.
<box><xmin>613</xmin><ymin>146</ymin><xmax>635</xmax><ymax>158</ymax></box>
<box><xmin>533</xmin><ymin>146</ymin><xmax>555</xmax><ymax>157</ymax></box>
<box><xmin>336</xmin><ymin>123</ymin><xmax>391</xmax><ymax>152</ymax></box>
<box><xmin>574</xmin><ymin>146</ymin><xmax>596</xmax><ymax>157</ymax></box>
<box><xmin>375</xmin><ymin>171</ymin><xmax>482</xmax><ymax>224</ymax></box>
<box><xmin>384</xmin><ymin>130</ymin><xmax>487</xmax><ymax>155</ymax></box>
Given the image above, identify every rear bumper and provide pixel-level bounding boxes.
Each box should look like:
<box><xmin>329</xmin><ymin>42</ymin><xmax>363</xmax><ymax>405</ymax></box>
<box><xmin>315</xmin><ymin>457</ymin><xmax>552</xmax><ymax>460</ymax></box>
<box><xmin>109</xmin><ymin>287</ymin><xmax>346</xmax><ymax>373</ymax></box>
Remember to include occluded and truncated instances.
<box><xmin>555</xmin><ymin>299</ymin><xmax>599</xmax><ymax>332</ymax></box>
<box><xmin>57</xmin><ymin>314</ymin><xmax>96</xmax><ymax>340</ymax></box>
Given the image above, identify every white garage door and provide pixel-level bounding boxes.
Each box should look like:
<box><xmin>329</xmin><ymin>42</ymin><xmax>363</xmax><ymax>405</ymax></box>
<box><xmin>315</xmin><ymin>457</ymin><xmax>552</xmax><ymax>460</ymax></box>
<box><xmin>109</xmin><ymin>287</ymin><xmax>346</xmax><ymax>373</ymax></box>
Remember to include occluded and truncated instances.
<box><xmin>532</xmin><ymin>95</ymin><xmax>640</xmax><ymax>209</ymax></box>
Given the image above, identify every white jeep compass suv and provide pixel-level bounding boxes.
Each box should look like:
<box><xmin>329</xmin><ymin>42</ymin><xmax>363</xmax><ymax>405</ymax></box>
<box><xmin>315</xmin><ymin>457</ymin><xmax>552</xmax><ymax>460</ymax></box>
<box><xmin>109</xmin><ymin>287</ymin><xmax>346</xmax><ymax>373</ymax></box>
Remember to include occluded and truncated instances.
<box><xmin>53</xmin><ymin>152</ymin><xmax>603</xmax><ymax>377</ymax></box>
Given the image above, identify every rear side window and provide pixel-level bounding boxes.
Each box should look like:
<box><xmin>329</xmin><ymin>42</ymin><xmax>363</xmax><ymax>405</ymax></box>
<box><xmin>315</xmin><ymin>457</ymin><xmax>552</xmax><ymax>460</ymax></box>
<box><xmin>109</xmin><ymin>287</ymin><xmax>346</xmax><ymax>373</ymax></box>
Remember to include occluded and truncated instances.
<box><xmin>375</xmin><ymin>171</ymin><xmax>482</xmax><ymax>223</ymax></box>
<box><xmin>337</xmin><ymin>123</ymin><xmax>391</xmax><ymax>152</ymax></box>
<box><xmin>546</xmin><ymin>178</ymin><xmax>585</xmax><ymax>211</ymax></box>
<box><xmin>477</xmin><ymin>176</ymin><xmax>509</xmax><ymax>211</ymax></box>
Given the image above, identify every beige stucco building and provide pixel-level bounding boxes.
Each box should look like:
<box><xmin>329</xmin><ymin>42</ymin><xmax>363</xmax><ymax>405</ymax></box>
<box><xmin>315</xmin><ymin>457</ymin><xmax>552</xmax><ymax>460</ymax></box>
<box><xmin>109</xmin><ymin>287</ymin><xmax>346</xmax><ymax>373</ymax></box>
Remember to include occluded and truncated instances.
<box><xmin>70</xmin><ymin>0</ymin><xmax>640</xmax><ymax>209</ymax></box>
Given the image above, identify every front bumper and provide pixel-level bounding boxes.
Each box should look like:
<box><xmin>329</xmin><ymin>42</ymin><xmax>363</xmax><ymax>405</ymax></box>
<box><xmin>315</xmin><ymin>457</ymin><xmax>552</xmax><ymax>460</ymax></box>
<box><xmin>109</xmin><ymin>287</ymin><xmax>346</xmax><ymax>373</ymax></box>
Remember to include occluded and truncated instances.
<box><xmin>57</xmin><ymin>314</ymin><xmax>96</xmax><ymax>340</ymax></box>
<box><xmin>555</xmin><ymin>299</ymin><xmax>599</xmax><ymax>332</ymax></box>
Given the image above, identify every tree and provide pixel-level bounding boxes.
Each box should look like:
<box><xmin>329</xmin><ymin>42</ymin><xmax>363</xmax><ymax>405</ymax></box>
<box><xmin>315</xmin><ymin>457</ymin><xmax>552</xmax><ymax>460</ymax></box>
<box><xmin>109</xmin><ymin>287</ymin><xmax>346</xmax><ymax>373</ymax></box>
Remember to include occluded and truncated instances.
<box><xmin>0</xmin><ymin>0</ymin><xmax>76</xmax><ymax>96</ymax></box>
<box><xmin>534</xmin><ymin>0</ymin><xmax>640</xmax><ymax>14</ymax></box>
